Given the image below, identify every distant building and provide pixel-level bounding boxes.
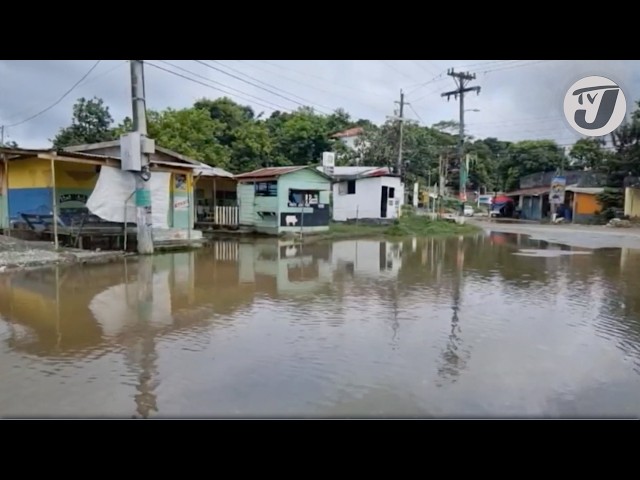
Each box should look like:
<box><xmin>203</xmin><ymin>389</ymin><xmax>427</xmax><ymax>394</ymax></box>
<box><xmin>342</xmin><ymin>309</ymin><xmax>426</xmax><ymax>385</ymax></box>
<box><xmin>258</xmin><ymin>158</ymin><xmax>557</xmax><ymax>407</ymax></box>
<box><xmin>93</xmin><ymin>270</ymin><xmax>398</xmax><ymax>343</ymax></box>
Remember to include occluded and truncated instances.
<box><xmin>235</xmin><ymin>166</ymin><xmax>332</xmax><ymax>236</ymax></box>
<box><xmin>316</xmin><ymin>166</ymin><xmax>404</xmax><ymax>222</ymax></box>
<box><xmin>330</xmin><ymin>127</ymin><xmax>367</xmax><ymax>164</ymax></box>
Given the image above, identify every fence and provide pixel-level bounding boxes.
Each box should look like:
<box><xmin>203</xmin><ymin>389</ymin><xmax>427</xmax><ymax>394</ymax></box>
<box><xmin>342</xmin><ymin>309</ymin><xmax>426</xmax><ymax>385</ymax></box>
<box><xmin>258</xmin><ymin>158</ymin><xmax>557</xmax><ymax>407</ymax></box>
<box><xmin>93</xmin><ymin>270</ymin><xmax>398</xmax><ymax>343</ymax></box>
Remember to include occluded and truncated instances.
<box><xmin>214</xmin><ymin>206</ymin><xmax>239</xmax><ymax>226</ymax></box>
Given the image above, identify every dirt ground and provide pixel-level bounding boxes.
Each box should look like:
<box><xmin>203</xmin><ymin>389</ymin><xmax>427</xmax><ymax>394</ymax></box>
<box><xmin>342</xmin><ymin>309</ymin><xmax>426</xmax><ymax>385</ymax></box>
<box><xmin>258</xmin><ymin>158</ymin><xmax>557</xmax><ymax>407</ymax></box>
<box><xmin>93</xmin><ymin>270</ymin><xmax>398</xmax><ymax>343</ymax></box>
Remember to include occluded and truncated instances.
<box><xmin>471</xmin><ymin>218</ymin><xmax>640</xmax><ymax>249</ymax></box>
<box><xmin>0</xmin><ymin>235</ymin><xmax>124</xmax><ymax>273</ymax></box>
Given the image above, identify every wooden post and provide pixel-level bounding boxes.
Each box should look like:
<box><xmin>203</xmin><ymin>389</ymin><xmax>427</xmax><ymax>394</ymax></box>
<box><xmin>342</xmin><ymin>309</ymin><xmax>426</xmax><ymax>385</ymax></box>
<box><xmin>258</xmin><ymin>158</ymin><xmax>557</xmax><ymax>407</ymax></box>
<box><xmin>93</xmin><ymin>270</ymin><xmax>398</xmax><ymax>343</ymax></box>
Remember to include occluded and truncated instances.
<box><xmin>187</xmin><ymin>174</ymin><xmax>192</xmax><ymax>242</ymax></box>
<box><xmin>213</xmin><ymin>178</ymin><xmax>217</xmax><ymax>225</ymax></box>
<box><xmin>50</xmin><ymin>156</ymin><xmax>59</xmax><ymax>250</ymax></box>
<box><xmin>2</xmin><ymin>154</ymin><xmax>9</xmax><ymax>237</ymax></box>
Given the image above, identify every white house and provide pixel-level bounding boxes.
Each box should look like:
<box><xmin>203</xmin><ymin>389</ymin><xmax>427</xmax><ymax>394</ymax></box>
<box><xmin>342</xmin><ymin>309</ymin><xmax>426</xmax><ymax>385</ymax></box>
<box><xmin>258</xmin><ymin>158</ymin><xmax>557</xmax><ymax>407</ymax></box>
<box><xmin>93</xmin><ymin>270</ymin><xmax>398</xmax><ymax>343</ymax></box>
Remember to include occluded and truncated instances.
<box><xmin>330</xmin><ymin>127</ymin><xmax>368</xmax><ymax>164</ymax></box>
<box><xmin>317</xmin><ymin>166</ymin><xmax>404</xmax><ymax>221</ymax></box>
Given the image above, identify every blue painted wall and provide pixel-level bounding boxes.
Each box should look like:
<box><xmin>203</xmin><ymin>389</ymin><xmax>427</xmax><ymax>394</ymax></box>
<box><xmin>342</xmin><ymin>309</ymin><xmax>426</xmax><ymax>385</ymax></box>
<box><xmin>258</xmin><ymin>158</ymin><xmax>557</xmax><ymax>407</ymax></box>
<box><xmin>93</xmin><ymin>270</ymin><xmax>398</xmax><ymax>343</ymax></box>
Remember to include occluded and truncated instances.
<box><xmin>8</xmin><ymin>188</ymin><xmax>53</xmax><ymax>219</ymax></box>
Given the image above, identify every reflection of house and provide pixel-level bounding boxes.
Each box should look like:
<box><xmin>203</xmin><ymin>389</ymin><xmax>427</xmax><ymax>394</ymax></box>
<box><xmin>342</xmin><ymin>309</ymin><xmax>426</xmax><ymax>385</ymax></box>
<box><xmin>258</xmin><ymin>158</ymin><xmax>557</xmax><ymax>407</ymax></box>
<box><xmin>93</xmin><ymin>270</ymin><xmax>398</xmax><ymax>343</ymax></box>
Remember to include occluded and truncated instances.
<box><xmin>237</xmin><ymin>239</ymin><xmax>332</xmax><ymax>294</ymax></box>
<box><xmin>317</xmin><ymin>166</ymin><xmax>404</xmax><ymax>221</ymax></box>
<box><xmin>506</xmin><ymin>170</ymin><xmax>606</xmax><ymax>222</ymax></box>
<box><xmin>235</xmin><ymin>166</ymin><xmax>332</xmax><ymax>236</ymax></box>
<box><xmin>331</xmin><ymin>239</ymin><xmax>403</xmax><ymax>278</ymax></box>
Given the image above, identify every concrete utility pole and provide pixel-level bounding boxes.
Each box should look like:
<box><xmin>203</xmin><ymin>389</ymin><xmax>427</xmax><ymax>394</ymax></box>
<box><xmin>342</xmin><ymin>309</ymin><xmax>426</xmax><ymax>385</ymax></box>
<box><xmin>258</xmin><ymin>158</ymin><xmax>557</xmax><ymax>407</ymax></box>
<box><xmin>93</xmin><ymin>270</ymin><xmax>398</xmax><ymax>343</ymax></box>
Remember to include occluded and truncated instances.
<box><xmin>441</xmin><ymin>69</ymin><xmax>480</xmax><ymax>214</ymax></box>
<box><xmin>129</xmin><ymin>60</ymin><xmax>154</xmax><ymax>254</ymax></box>
<box><xmin>394</xmin><ymin>89</ymin><xmax>410</xmax><ymax>178</ymax></box>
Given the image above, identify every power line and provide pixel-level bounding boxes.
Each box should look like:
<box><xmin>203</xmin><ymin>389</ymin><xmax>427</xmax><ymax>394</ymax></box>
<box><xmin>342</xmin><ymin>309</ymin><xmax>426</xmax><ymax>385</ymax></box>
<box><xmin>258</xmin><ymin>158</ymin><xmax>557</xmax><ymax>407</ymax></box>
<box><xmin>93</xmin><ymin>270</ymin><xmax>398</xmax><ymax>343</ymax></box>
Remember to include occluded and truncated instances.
<box><xmin>157</xmin><ymin>60</ymin><xmax>291</xmax><ymax>112</ymax></box>
<box><xmin>4</xmin><ymin>60</ymin><xmax>102</xmax><ymax>128</ymax></box>
<box><xmin>206</xmin><ymin>60</ymin><xmax>333</xmax><ymax>113</ymax></box>
<box><xmin>195</xmin><ymin>60</ymin><xmax>318</xmax><ymax>111</ymax></box>
<box><xmin>145</xmin><ymin>61</ymin><xmax>290</xmax><ymax>113</ymax></box>
<box><xmin>408</xmin><ymin>103</ymin><xmax>424</xmax><ymax>123</ymax></box>
<box><xmin>227</xmin><ymin>60</ymin><xmax>389</xmax><ymax>115</ymax></box>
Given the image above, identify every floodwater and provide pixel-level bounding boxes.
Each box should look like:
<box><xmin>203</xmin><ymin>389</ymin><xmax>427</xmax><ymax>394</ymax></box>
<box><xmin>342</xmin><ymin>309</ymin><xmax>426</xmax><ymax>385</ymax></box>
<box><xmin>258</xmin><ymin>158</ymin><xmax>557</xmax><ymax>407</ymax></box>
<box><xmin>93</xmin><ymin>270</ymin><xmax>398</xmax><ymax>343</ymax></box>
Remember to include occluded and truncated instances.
<box><xmin>1</xmin><ymin>232</ymin><xmax>640</xmax><ymax>418</ymax></box>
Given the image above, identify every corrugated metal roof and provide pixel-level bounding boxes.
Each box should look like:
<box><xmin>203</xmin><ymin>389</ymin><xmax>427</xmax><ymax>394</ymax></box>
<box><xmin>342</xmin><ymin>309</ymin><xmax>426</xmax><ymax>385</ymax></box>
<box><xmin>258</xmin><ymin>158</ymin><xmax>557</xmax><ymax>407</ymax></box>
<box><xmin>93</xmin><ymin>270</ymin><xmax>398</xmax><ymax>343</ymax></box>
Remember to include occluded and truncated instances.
<box><xmin>235</xmin><ymin>166</ymin><xmax>308</xmax><ymax>180</ymax></box>
<box><xmin>331</xmin><ymin>127</ymin><xmax>364</xmax><ymax>138</ymax></box>
<box><xmin>505</xmin><ymin>186</ymin><xmax>550</xmax><ymax>196</ymax></box>
<box><xmin>565</xmin><ymin>186</ymin><xmax>604</xmax><ymax>194</ymax></box>
<box><xmin>315</xmin><ymin>165</ymin><xmax>394</xmax><ymax>179</ymax></box>
<box><xmin>194</xmin><ymin>162</ymin><xmax>235</xmax><ymax>178</ymax></box>
<box><xmin>0</xmin><ymin>146</ymin><xmax>197</xmax><ymax>171</ymax></box>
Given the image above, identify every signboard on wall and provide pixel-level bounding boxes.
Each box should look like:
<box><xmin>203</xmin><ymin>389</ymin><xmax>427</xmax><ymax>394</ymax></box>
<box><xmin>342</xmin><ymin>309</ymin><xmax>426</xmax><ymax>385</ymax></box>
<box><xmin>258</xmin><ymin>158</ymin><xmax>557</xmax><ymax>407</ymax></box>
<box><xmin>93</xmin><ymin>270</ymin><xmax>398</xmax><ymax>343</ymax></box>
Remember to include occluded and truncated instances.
<box><xmin>174</xmin><ymin>198</ymin><xmax>189</xmax><ymax>211</ymax></box>
<box><xmin>174</xmin><ymin>174</ymin><xmax>187</xmax><ymax>191</ymax></box>
<box><xmin>550</xmin><ymin>176</ymin><xmax>566</xmax><ymax>205</ymax></box>
<box><xmin>59</xmin><ymin>193</ymin><xmax>88</xmax><ymax>205</ymax></box>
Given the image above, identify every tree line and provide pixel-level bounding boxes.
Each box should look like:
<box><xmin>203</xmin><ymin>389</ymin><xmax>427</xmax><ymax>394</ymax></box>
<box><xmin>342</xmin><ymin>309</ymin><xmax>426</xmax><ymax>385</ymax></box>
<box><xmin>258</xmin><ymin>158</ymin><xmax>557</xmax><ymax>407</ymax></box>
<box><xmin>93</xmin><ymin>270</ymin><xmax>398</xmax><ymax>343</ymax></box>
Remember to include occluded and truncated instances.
<box><xmin>32</xmin><ymin>95</ymin><xmax>640</xmax><ymax>214</ymax></box>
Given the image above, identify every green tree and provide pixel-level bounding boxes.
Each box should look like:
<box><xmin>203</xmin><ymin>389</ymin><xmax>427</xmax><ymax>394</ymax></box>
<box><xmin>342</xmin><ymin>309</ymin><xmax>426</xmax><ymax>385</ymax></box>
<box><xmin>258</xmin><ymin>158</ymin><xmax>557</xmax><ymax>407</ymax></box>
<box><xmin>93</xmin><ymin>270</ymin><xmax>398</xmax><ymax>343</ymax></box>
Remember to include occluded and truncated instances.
<box><xmin>267</xmin><ymin>108</ymin><xmax>333</xmax><ymax>166</ymax></box>
<box><xmin>51</xmin><ymin>97</ymin><xmax>117</xmax><ymax>148</ymax></box>
<box><xmin>146</xmin><ymin>107</ymin><xmax>231</xmax><ymax>168</ymax></box>
<box><xmin>499</xmin><ymin>140</ymin><xmax>565</xmax><ymax>191</ymax></box>
<box><xmin>570</xmin><ymin>138</ymin><xmax>607</xmax><ymax>170</ymax></box>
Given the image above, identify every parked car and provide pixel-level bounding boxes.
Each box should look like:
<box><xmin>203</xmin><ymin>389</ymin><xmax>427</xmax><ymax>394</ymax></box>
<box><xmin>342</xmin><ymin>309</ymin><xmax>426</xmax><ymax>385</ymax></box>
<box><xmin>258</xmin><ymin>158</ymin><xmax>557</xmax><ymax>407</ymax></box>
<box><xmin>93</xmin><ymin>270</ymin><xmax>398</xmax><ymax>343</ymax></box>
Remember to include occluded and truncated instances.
<box><xmin>463</xmin><ymin>205</ymin><xmax>475</xmax><ymax>217</ymax></box>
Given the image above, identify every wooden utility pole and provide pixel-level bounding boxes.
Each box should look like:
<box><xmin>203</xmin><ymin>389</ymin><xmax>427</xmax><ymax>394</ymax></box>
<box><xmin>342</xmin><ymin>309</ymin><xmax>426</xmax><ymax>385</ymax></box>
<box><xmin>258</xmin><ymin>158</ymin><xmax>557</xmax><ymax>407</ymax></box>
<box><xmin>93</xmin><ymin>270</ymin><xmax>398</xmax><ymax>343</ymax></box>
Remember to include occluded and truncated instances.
<box><xmin>394</xmin><ymin>89</ymin><xmax>410</xmax><ymax>178</ymax></box>
<box><xmin>129</xmin><ymin>60</ymin><xmax>154</xmax><ymax>254</ymax></box>
<box><xmin>441</xmin><ymin>69</ymin><xmax>480</xmax><ymax>214</ymax></box>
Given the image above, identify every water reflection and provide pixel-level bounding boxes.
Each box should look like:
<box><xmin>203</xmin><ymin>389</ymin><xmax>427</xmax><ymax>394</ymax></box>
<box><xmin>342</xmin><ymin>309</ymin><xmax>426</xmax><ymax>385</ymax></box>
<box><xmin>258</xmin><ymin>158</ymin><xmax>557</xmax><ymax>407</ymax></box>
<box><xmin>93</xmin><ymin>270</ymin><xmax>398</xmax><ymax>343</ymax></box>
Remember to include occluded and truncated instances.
<box><xmin>0</xmin><ymin>233</ymin><xmax>640</xmax><ymax>417</ymax></box>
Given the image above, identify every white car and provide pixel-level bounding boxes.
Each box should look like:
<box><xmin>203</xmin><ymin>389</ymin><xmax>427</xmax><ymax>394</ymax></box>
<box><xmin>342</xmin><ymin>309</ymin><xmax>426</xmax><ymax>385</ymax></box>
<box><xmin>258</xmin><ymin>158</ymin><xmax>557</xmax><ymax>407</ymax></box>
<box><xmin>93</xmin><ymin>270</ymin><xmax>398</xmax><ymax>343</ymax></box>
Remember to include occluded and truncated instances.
<box><xmin>463</xmin><ymin>205</ymin><xmax>474</xmax><ymax>217</ymax></box>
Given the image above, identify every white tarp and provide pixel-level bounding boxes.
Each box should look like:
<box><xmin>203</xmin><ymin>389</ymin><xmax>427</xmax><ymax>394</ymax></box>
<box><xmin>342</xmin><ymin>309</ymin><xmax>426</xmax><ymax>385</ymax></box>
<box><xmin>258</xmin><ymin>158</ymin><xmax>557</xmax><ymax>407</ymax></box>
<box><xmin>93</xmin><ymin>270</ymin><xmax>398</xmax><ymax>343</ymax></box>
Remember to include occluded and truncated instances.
<box><xmin>86</xmin><ymin>166</ymin><xmax>171</xmax><ymax>228</ymax></box>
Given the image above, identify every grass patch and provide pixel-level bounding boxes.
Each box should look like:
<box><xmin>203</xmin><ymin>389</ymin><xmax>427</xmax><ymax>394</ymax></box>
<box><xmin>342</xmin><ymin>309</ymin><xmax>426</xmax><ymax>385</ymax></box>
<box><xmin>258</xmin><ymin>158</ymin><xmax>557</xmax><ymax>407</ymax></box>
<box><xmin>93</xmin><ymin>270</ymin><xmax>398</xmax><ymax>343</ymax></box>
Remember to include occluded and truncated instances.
<box><xmin>314</xmin><ymin>215</ymin><xmax>481</xmax><ymax>242</ymax></box>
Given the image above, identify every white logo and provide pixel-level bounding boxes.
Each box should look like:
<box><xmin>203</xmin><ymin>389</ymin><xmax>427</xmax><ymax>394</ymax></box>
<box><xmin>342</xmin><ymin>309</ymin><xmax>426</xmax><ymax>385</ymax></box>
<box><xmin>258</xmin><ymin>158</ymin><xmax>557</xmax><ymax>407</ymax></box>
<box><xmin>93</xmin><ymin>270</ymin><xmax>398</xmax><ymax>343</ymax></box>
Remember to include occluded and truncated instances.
<box><xmin>563</xmin><ymin>75</ymin><xmax>626</xmax><ymax>137</ymax></box>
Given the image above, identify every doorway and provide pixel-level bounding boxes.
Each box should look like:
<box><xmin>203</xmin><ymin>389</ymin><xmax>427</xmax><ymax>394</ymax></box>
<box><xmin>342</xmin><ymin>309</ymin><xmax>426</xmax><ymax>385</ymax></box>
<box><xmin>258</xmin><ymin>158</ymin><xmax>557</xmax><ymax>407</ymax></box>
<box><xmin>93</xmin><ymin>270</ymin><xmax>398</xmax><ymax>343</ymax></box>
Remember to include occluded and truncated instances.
<box><xmin>381</xmin><ymin>186</ymin><xmax>388</xmax><ymax>218</ymax></box>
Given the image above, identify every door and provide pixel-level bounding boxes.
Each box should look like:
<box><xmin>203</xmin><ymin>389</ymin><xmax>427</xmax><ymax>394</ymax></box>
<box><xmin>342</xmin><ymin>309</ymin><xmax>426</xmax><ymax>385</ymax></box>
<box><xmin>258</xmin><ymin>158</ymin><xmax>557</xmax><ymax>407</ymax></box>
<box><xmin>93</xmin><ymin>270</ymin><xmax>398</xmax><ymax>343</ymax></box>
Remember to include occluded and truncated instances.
<box><xmin>381</xmin><ymin>186</ymin><xmax>388</xmax><ymax>218</ymax></box>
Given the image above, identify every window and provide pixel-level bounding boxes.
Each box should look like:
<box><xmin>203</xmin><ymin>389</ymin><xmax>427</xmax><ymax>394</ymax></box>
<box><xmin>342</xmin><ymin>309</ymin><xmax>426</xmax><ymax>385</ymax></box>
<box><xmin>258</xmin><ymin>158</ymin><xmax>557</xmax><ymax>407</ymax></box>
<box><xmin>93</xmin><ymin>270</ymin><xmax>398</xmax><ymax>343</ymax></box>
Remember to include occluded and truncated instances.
<box><xmin>388</xmin><ymin>187</ymin><xmax>395</xmax><ymax>199</ymax></box>
<box><xmin>288</xmin><ymin>189</ymin><xmax>319</xmax><ymax>207</ymax></box>
<box><xmin>347</xmin><ymin>180</ymin><xmax>356</xmax><ymax>195</ymax></box>
<box><xmin>255</xmin><ymin>181</ymin><xmax>277</xmax><ymax>196</ymax></box>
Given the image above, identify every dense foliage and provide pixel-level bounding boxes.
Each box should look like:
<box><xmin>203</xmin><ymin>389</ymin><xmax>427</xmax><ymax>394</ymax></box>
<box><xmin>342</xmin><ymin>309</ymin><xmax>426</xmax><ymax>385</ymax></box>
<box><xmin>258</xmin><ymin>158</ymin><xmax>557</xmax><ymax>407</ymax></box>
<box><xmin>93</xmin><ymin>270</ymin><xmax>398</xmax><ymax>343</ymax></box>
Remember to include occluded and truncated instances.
<box><xmin>50</xmin><ymin>96</ymin><xmax>640</xmax><ymax>200</ymax></box>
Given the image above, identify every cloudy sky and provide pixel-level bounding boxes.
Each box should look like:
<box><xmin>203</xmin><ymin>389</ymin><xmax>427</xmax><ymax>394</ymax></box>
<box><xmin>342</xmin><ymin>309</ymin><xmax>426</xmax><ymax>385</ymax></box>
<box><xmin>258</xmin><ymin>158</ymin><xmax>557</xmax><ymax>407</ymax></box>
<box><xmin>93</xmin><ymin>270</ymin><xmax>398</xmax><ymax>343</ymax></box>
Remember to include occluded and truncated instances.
<box><xmin>1</xmin><ymin>60</ymin><xmax>639</xmax><ymax>149</ymax></box>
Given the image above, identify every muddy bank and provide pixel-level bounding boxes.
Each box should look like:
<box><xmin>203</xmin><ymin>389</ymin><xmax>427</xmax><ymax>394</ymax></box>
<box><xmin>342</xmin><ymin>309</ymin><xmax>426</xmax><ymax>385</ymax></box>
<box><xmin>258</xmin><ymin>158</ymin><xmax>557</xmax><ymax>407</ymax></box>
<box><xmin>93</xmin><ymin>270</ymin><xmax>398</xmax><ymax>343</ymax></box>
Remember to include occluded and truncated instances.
<box><xmin>0</xmin><ymin>235</ymin><xmax>126</xmax><ymax>274</ymax></box>
<box><xmin>472</xmin><ymin>219</ymin><xmax>640</xmax><ymax>249</ymax></box>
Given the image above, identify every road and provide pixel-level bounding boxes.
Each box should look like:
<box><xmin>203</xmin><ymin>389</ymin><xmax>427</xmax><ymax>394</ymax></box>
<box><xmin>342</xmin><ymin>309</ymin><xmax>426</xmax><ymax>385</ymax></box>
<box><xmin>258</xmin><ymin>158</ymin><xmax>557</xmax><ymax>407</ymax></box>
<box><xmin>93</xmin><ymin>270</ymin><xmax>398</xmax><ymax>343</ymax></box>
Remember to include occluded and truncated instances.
<box><xmin>470</xmin><ymin>218</ymin><xmax>640</xmax><ymax>249</ymax></box>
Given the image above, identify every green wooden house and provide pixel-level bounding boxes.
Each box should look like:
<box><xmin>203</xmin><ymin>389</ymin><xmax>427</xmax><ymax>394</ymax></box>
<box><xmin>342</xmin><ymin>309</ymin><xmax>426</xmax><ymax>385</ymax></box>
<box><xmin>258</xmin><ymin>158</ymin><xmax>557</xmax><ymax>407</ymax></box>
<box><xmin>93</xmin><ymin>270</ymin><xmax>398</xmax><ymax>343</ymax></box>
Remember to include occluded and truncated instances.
<box><xmin>235</xmin><ymin>166</ymin><xmax>332</xmax><ymax>236</ymax></box>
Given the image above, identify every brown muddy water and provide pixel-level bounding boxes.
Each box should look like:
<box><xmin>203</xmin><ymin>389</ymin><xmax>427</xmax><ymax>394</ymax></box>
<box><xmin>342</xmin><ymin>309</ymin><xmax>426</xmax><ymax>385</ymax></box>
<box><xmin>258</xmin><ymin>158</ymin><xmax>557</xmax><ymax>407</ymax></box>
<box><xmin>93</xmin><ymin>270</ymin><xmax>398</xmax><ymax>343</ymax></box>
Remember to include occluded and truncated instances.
<box><xmin>1</xmin><ymin>232</ymin><xmax>640</xmax><ymax>418</ymax></box>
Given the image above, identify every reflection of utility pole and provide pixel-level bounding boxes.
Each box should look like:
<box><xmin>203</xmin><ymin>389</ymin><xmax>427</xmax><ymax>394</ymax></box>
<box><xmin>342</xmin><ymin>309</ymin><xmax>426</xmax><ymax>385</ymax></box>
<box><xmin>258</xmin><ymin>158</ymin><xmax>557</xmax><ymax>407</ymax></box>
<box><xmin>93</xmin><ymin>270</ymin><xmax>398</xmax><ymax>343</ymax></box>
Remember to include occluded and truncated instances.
<box><xmin>437</xmin><ymin>236</ymin><xmax>467</xmax><ymax>385</ymax></box>
<box><xmin>132</xmin><ymin>255</ymin><xmax>159</xmax><ymax>418</ymax></box>
<box><xmin>441</xmin><ymin>69</ymin><xmax>481</xmax><ymax>214</ymax></box>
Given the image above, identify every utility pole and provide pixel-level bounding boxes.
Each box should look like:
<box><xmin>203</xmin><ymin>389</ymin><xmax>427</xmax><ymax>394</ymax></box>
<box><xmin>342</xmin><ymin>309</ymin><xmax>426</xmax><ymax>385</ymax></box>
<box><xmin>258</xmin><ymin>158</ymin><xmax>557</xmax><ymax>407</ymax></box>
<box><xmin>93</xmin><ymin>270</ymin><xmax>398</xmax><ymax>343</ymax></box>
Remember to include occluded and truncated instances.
<box><xmin>441</xmin><ymin>69</ymin><xmax>480</xmax><ymax>215</ymax></box>
<box><xmin>394</xmin><ymin>89</ymin><xmax>409</xmax><ymax>178</ymax></box>
<box><xmin>129</xmin><ymin>60</ymin><xmax>154</xmax><ymax>254</ymax></box>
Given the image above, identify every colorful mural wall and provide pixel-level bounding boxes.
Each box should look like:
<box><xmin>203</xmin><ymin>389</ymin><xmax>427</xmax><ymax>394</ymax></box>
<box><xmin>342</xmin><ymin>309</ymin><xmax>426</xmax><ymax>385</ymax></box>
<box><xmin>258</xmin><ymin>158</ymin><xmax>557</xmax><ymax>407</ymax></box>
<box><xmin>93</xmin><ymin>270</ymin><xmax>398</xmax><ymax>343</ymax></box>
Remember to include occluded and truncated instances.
<box><xmin>7</xmin><ymin>158</ymin><xmax>98</xmax><ymax>220</ymax></box>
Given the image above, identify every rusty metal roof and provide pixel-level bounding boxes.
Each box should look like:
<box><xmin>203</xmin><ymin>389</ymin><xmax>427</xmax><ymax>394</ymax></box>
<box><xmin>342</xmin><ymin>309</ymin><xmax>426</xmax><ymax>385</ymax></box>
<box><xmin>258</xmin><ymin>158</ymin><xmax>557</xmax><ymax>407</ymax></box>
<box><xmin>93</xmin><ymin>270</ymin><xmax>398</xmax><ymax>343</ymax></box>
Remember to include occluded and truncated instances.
<box><xmin>505</xmin><ymin>186</ymin><xmax>550</xmax><ymax>197</ymax></box>
<box><xmin>235</xmin><ymin>166</ymin><xmax>309</xmax><ymax>180</ymax></box>
<box><xmin>330</xmin><ymin>127</ymin><xmax>364</xmax><ymax>138</ymax></box>
<box><xmin>0</xmin><ymin>146</ymin><xmax>197</xmax><ymax>171</ymax></box>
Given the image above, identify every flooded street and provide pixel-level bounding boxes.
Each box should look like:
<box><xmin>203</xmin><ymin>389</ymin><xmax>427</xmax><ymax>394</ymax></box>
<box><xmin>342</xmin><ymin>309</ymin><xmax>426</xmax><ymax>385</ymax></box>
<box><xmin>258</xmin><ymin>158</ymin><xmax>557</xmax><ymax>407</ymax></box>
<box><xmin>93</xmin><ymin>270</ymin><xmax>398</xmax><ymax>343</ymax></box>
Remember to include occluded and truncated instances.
<box><xmin>1</xmin><ymin>232</ymin><xmax>640</xmax><ymax>418</ymax></box>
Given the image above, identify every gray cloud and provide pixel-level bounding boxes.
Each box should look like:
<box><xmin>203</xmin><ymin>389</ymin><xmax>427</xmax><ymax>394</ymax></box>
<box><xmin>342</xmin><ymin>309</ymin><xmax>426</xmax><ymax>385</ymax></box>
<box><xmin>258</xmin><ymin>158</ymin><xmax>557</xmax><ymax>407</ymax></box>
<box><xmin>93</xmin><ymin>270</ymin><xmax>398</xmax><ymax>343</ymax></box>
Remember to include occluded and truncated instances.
<box><xmin>1</xmin><ymin>60</ymin><xmax>639</xmax><ymax>148</ymax></box>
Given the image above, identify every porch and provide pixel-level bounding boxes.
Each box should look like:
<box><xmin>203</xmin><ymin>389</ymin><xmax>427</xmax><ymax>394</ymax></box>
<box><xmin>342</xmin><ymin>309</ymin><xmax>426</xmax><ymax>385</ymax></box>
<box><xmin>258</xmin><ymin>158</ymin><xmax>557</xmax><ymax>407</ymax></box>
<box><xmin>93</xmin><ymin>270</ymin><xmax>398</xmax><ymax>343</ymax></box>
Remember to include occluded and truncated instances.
<box><xmin>0</xmin><ymin>146</ymin><xmax>203</xmax><ymax>251</ymax></box>
<box><xmin>194</xmin><ymin>164</ymin><xmax>239</xmax><ymax>229</ymax></box>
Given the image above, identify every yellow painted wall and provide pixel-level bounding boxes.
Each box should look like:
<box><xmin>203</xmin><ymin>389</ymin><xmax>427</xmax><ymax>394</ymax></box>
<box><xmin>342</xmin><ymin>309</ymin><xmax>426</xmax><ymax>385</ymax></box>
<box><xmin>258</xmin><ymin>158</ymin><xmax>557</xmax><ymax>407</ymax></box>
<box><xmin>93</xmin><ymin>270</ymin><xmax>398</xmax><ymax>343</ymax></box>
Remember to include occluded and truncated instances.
<box><xmin>8</xmin><ymin>157</ymin><xmax>52</xmax><ymax>188</ymax></box>
<box><xmin>625</xmin><ymin>187</ymin><xmax>640</xmax><ymax>218</ymax></box>
<box><xmin>55</xmin><ymin>161</ymin><xmax>98</xmax><ymax>189</ymax></box>
<box><xmin>575</xmin><ymin>192</ymin><xmax>601</xmax><ymax>215</ymax></box>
